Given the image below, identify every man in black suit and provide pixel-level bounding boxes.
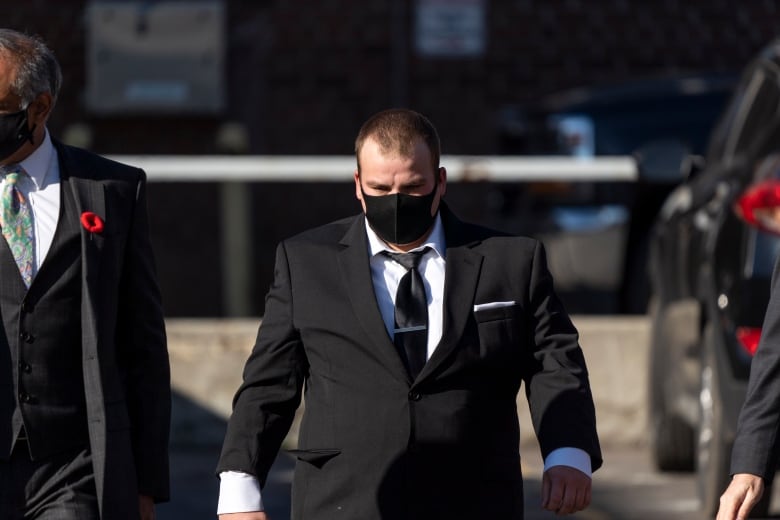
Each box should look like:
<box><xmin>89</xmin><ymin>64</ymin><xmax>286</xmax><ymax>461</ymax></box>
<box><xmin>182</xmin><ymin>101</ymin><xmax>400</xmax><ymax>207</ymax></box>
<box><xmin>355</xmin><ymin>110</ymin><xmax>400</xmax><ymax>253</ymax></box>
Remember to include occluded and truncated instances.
<box><xmin>717</xmin><ymin>256</ymin><xmax>780</xmax><ymax>519</ymax></box>
<box><xmin>217</xmin><ymin>108</ymin><xmax>601</xmax><ymax>519</ymax></box>
<box><xmin>0</xmin><ymin>29</ymin><xmax>170</xmax><ymax>519</ymax></box>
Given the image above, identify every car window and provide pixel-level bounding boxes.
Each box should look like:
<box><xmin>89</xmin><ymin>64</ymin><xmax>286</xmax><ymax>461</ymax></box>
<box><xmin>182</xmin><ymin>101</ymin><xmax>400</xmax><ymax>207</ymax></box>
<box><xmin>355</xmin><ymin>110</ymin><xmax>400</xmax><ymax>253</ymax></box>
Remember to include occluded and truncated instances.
<box><xmin>709</xmin><ymin>68</ymin><xmax>780</xmax><ymax>162</ymax></box>
<box><xmin>590</xmin><ymin>95</ymin><xmax>729</xmax><ymax>155</ymax></box>
<box><xmin>549</xmin><ymin>93</ymin><xmax>730</xmax><ymax>157</ymax></box>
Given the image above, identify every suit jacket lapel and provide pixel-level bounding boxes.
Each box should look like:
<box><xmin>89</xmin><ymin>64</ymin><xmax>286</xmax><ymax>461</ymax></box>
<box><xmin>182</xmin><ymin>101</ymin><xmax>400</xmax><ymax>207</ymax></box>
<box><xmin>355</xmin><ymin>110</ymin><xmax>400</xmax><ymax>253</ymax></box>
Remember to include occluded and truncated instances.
<box><xmin>56</xmin><ymin>142</ymin><xmax>109</xmax><ymax>507</ymax></box>
<box><xmin>67</xmin><ymin>174</ymin><xmax>105</xmax><ymax>355</ymax></box>
<box><xmin>55</xmin><ymin>143</ymin><xmax>105</xmax><ymax>368</ymax></box>
<box><xmin>337</xmin><ymin>216</ymin><xmax>412</xmax><ymax>384</ymax></box>
<box><xmin>56</xmin><ymin>144</ymin><xmax>106</xmax><ymax>291</ymax></box>
<box><xmin>418</xmin><ymin>207</ymin><xmax>483</xmax><ymax>381</ymax></box>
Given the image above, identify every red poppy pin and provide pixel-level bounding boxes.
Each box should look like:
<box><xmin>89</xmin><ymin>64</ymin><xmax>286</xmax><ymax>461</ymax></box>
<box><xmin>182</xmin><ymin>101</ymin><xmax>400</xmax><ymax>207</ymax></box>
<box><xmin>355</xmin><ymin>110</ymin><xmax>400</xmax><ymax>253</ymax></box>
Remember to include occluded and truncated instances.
<box><xmin>80</xmin><ymin>211</ymin><xmax>105</xmax><ymax>234</ymax></box>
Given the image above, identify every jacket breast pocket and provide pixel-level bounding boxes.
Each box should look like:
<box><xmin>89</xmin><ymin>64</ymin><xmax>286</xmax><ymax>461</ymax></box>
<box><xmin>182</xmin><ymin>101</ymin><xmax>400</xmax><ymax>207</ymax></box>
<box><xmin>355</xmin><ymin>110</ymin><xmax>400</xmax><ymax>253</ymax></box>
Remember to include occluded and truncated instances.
<box><xmin>473</xmin><ymin>304</ymin><xmax>522</xmax><ymax>360</ymax></box>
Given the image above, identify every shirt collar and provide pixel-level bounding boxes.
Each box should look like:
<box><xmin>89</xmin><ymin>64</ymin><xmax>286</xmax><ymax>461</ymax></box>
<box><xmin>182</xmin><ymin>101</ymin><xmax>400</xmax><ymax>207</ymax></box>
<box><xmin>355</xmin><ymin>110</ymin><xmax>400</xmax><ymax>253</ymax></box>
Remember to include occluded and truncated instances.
<box><xmin>17</xmin><ymin>129</ymin><xmax>54</xmax><ymax>190</ymax></box>
<box><xmin>365</xmin><ymin>212</ymin><xmax>446</xmax><ymax>259</ymax></box>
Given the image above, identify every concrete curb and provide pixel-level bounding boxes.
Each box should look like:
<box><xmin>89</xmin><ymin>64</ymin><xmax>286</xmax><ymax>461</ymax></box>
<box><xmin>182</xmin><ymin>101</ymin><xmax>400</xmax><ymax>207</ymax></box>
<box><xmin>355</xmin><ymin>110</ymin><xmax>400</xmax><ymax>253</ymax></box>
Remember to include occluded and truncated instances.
<box><xmin>166</xmin><ymin>316</ymin><xmax>650</xmax><ymax>449</ymax></box>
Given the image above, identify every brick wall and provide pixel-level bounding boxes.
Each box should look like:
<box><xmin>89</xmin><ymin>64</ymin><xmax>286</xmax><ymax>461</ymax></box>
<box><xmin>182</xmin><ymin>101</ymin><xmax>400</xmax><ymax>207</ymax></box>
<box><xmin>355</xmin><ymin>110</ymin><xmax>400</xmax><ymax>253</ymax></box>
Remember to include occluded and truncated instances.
<box><xmin>7</xmin><ymin>1</ymin><xmax>779</xmax><ymax>155</ymax></box>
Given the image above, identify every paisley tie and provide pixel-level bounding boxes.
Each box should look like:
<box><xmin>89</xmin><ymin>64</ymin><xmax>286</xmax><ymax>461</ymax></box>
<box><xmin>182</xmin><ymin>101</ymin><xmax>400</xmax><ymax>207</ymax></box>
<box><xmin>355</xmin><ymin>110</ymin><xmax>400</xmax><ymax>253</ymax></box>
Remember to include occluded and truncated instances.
<box><xmin>1</xmin><ymin>165</ymin><xmax>34</xmax><ymax>287</ymax></box>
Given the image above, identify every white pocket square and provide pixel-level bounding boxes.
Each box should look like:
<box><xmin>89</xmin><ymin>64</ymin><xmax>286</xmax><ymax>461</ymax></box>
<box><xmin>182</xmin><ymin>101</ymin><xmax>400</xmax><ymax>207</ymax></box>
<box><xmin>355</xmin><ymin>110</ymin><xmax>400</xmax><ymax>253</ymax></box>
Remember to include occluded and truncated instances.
<box><xmin>473</xmin><ymin>301</ymin><xmax>516</xmax><ymax>312</ymax></box>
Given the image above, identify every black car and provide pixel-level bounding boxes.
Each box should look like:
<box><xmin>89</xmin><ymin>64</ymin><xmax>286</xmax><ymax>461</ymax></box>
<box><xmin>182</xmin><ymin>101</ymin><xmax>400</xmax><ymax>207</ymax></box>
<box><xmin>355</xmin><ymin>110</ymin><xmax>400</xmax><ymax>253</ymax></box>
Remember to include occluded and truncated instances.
<box><xmin>498</xmin><ymin>73</ymin><xmax>735</xmax><ymax>313</ymax></box>
<box><xmin>647</xmin><ymin>37</ymin><xmax>780</xmax><ymax>517</ymax></box>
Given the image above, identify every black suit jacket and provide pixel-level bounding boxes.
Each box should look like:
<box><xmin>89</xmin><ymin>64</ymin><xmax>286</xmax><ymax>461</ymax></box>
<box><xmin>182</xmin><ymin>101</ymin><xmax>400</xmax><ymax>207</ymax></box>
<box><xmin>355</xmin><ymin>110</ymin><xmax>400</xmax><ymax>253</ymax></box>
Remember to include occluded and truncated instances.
<box><xmin>219</xmin><ymin>205</ymin><xmax>601</xmax><ymax>519</ymax></box>
<box><xmin>53</xmin><ymin>141</ymin><xmax>170</xmax><ymax>517</ymax></box>
<box><xmin>731</xmin><ymin>255</ymin><xmax>780</xmax><ymax>479</ymax></box>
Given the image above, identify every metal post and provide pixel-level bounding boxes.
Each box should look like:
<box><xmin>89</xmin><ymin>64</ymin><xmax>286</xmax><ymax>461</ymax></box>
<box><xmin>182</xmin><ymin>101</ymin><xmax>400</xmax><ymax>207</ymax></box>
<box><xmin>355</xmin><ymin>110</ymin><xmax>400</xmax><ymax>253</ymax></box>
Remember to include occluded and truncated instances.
<box><xmin>219</xmin><ymin>182</ymin><xmax>252</xmax><ymax>316</ymax></box>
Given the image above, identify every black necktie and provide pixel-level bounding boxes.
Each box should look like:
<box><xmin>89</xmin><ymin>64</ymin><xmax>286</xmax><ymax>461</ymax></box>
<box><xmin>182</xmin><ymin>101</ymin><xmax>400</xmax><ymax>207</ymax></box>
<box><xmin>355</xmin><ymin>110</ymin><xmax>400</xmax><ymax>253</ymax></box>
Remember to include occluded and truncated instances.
<box><xmin>384</xmin><ymin>248</ymin><xmax>430</xmax><ymax>379</ymax></box>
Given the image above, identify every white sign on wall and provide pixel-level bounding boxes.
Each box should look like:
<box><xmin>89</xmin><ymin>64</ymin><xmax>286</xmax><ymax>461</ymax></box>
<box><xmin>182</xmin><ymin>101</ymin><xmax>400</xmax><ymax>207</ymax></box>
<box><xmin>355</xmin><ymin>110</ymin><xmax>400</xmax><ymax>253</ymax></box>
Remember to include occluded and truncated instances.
<box><xmin>86</xmin><ymin>0</ymin><xmax>225</xmax><ymax>114</ymax></box>
<box><xmin>415</xmin><ymin>0</ymin><xmax>486</xmax><ymax>58</ymax></box>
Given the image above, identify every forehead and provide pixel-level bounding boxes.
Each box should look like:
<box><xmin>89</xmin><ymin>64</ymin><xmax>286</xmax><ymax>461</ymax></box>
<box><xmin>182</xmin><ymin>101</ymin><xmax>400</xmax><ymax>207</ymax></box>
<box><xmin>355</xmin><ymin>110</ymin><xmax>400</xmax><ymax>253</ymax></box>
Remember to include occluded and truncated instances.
<box><xmin>0</xmin><ymin>53</ymin><xmax>19</xmax><ymax>107</ymax></box>
<box><xmin>360</xmin><ymin>137</ymin><xmax>433</xmax><ymax>170</ymax></box>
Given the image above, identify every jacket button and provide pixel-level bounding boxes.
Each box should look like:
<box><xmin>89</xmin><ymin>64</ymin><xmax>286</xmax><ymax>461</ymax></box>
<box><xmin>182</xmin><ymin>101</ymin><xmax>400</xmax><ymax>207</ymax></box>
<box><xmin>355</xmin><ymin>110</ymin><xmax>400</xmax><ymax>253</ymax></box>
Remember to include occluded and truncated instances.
<box><xmin>408</xmin><ymin>391</ymin><xmax>422</xmax><ymax>401</ymax></box>
<box><xmin>19</xmin><ymin>332</ymin><xmax>34</xmax><ymax>343</ymax></box>
<box><xmin>21</xmin><ymin>301</ymin><xmax>33</xmax><ymax>313</ymax></box>
<box><xmin>19</xmin><ymin>392</ymin><xmax>31</xmax><ymax>403</ymax></box>
<box><xmin>20</xmin><ymin>362</ymin><xmax>31</xmax><ymax>374</ymax></box>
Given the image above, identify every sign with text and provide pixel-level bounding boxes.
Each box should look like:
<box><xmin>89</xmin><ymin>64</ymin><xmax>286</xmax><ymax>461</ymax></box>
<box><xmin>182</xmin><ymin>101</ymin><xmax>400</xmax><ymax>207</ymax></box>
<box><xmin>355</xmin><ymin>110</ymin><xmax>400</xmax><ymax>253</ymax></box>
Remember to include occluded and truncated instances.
<box><xmin>415</xmin><ymin>0</ymin><xmax>486</xmax><ymax>58</ymax></box>
<box><xmin>86</xmin><ymin>0</ymin><xmax>225</xmax><ymax>114</ymax></box>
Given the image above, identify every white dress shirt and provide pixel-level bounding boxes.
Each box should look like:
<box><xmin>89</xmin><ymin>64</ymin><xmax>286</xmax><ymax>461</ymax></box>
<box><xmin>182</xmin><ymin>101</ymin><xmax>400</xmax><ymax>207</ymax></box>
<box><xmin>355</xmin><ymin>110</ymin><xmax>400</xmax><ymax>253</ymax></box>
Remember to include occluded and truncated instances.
<box><xmin>218</xmin><ymin>213</ymin><xmax>591</xmax><ymax>515</ymax></box>
<box><xmin>366</xmin><ymin>214</ymin><xmax>446</xmax><ymax>359</ymax></box>
<box><xmin>1</xmin><ymin>130</ymin><xmax>60</xmax><ymax>278</ymax></box>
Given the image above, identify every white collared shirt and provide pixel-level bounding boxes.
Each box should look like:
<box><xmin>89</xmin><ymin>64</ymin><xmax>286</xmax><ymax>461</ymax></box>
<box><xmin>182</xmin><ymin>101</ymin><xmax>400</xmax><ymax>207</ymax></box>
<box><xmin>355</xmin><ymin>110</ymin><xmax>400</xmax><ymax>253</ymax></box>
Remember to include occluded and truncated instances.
<box><xmin>1</xmin><ymin>130</ymin><xmax>60</xmax><ymax>276</ymax></box>
<box><xmin>365</xmin><ymin>214</ymin><xmax>446</xmax><ymax>360</ymax></box>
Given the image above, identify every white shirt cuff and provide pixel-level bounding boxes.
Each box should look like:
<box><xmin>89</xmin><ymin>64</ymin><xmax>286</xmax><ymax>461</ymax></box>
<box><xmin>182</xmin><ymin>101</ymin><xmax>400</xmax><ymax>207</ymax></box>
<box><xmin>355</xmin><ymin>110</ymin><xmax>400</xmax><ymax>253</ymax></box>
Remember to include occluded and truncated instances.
<box><xmin>543</xmin><ymin>447</ymin><xmax>592</xmax><ymax>478</ymax></box>
<box><xmin>217</xmin><ymin>471</ymin><xmax>265</xmax><ymax>514</ymax></box>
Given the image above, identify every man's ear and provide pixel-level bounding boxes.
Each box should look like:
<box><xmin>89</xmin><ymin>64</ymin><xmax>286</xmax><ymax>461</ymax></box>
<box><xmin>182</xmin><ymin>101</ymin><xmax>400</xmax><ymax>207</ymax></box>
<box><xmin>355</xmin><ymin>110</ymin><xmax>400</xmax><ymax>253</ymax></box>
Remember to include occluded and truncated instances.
<box><xmin>354</xmin><ymin>170</ymin><xmax>363</xmax><ymax>201</ymax></box>
<box><xmin>27</xmin><ymin>92</ymin><xmax>53</xmax><ymax>126</ymax></box>
<box><xmin>354</xmin><ymin>170</ymin><xmax>368</xmax><ymax>213</ymax></box>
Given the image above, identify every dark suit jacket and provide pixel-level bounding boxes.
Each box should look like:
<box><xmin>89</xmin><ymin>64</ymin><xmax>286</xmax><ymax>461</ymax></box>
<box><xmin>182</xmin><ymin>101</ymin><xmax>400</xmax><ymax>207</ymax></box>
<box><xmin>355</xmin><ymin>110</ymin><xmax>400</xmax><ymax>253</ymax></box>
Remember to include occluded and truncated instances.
<box><xmin>731</xmin><ymin>256</ymin><xmax>780</xmax><ymax>479</ymax></box>
<box><xmin>219</xmin><ymin>205</ymin><xmax>601</xmax><ymax>520</ymax></box>
<box><xmin>53</xmin><ymin>141</ymin><xmax>170</xmax><ymax>518</ymax></box>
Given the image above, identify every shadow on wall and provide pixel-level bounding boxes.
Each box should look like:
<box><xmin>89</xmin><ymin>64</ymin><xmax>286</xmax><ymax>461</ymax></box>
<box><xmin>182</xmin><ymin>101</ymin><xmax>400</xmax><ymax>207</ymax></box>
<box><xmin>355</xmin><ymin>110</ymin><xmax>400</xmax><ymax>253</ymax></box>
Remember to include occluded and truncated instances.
<box><xmin>159</xmin><ymin>391</ymin><xmax>295</xmax><ymax>520</ymax></box>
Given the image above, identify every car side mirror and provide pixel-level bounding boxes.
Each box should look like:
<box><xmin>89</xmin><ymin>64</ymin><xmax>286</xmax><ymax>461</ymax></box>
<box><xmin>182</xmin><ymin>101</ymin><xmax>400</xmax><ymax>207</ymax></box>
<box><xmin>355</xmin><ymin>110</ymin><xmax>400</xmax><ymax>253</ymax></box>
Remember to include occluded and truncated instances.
<box><xmin>633</xmin><ymin>140</ymin><xmax>696</xmax><ymax>183</ymax></box>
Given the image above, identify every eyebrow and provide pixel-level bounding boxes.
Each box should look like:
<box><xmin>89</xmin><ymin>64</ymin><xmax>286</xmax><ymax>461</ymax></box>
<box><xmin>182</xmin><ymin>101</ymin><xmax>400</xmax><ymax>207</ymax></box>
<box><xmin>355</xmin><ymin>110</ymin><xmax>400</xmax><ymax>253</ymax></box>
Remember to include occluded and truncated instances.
<box><xmin>400</xmin><ymin>180</ymin><xmax>427</xmax><ymax>189</ymax></box>
<box><xmin>364</xmin><ymin>179</ymin><xmax>391</xmax><ymax>189</ymax></box>
<box><xmin>0</xmin><ymin>100</ymin><xmax>21</xmax><ymax>112</ymax></box>
<box><xmin>365</xmin><ymin>178</ymin><xmax>427</xmax><ymax>191</ymax></box>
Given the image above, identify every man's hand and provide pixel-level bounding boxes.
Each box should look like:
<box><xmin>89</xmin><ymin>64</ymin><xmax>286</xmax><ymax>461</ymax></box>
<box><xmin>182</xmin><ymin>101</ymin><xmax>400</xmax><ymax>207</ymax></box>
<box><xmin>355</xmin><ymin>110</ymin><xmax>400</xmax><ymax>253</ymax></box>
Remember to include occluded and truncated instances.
<box><xmin>139</xmin><ymin>495</ymin><xmax>155</xmax><ymax>520</ymax></box>
<box><xmin>541</xmin><ymin>465</ymin><xmax>592</xmax><ymax>515</ymax></box>
<box><xmin>716</xmin><ymin>473</ymin><xmax>764</xmax><ymax>520</ymax></box>
<box><xmin>218</xmin><ymin>513</ymin><xmax>268</xmax><ymax>520</ymax></box>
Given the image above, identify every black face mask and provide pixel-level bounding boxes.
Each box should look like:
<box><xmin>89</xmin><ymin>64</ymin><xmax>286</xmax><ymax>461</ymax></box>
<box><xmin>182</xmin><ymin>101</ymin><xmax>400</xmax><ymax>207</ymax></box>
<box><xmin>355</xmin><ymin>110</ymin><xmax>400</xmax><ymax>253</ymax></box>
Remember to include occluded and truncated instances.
<box><xmin>362</xmin><ymin>181</ymin><xmax>439</xmax><ymax>245</ymax></box>
<box><xmin>0</xmin><ymin>107</ymin><xmax>34</xmax><ymax>161</ymax></box>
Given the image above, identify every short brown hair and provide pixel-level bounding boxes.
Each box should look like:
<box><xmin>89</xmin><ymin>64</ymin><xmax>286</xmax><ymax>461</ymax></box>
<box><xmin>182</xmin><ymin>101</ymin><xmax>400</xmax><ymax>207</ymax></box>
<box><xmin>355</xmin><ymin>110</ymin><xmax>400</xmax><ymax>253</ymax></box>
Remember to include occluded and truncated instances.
<box><xmin>355</xmin><ymin>109</ymin><xmax>440</xmax><ymax>174</ymax></box>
